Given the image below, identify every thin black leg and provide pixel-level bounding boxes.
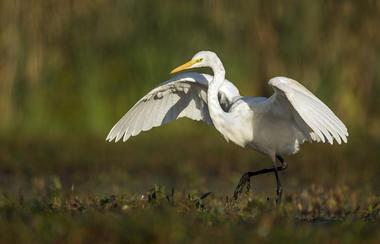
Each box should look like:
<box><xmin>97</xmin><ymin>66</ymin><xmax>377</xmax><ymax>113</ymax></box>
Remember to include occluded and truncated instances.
<box><xmin>233</xmin><ymin>155</ymin><xmax>287</xmax><ymax>202</ymax></box>
<box><xmin>273</xmin><ymin>160</ymin><xmax>282</xmax><ymax>204</ymax></box>
<box><xmin>274</xmin><ymin>155</ymin><xmax>287</xmax><ymax>204</ymax></box>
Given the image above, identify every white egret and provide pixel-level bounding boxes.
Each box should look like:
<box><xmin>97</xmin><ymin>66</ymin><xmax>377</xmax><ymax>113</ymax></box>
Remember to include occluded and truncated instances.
<box><xmin>107</xmin><ymin>51</ymin><xmax>348</xmax><ymax>203</ymax></box>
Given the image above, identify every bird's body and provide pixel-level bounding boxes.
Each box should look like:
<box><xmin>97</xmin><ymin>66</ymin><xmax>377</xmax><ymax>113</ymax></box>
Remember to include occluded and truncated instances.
<box><xmin>107</xmin><ymin>51</ymin><xmax>348</xmax><ymax>203</ymax></box>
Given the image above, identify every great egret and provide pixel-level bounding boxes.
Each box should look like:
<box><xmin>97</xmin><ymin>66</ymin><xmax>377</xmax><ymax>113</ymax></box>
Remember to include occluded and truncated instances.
<box><xmin>107</xmin><ymin>51</ymin><xmax>348</xmax><ymax>204</ymax></box>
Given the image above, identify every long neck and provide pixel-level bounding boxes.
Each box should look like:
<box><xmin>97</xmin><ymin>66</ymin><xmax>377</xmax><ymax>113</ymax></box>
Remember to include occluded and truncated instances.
<box><xmin>207</xmin><ymin>60</ymin><xmax>231</xmax><ymax>133</ymax></box>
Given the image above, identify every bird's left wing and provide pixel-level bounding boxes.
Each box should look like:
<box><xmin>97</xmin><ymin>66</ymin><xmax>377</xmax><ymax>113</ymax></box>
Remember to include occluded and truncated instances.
<box><xmin>268</xmin><ymin>76</ymin><xmax>348</xmax><ymax>144</ymax></box>
<box><xmin>106</xmin><ymin>72</ymin><xmax>240</xmax><ymax>142</ymax></box>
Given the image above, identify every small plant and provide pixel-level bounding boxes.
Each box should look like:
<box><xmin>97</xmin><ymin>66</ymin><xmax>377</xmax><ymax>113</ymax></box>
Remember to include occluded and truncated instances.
<box><xmin>187</xmin><ymin>191</ymin><xmax>212</xmax><ymax>210</ymax></box>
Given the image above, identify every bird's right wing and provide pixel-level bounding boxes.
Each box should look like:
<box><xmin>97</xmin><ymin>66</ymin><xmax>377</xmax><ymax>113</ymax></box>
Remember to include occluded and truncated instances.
<box><xmin>106</xmin><ymin>72</ymin><xmax>240</xmax><ymax>142</ymax></box>
<box><xmin>268</xmin><ymin>76</ymin><xmax>348</xmax><ymax>144</ymax></box>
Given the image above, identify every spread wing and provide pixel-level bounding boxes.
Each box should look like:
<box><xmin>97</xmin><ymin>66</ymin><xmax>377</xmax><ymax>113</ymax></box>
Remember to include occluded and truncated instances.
<box><xmin>106</xmin><ymin>72</ymin><xmax>240</xmax><ymax>142</ymax></box>
<box><xmin>268</xmin><ymin>76</ymin><xmax>348</xmax><ymax>144</ymax></box>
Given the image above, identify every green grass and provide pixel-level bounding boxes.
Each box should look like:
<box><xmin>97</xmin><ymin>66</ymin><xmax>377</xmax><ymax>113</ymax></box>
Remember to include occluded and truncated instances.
<box><xmin>1</xmin><ymin>1</ymin><xmax>379</xmax><ymax>242</ymax></box>
<box><xmin>0</xmin><ymin>185</ymin><xmax>379</xmax><ymax>243</ymax></box>
<box><xmin>0</xmin><ymin>132</ymin><xmax>379</xmax><ymax>243</ymax></box>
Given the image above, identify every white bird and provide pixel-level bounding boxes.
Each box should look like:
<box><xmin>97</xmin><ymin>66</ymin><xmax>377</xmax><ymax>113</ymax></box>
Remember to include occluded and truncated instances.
<box><xmin>107</xmin><ymin>51</ymin><xmax>348</xmax><ymax>203</ymax></box>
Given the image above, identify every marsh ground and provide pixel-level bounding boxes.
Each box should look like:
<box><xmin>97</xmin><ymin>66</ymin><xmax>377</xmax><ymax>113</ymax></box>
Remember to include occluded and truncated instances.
<box><xmin>1</xmin><ymin>1</ymin><xmax>380</xmax><ymax>243</ymax></box>
<box><xmin>1</xmin><ymin>127</ymin><xmax>379</xmax><ymax>243</ymax></box>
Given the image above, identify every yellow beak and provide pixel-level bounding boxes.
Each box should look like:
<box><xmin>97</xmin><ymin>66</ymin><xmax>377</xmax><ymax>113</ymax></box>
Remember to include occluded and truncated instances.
<box><xmin>170</xmin><ymin>59</ymin><xmax>197</xmax><ymax>74</ymax></box>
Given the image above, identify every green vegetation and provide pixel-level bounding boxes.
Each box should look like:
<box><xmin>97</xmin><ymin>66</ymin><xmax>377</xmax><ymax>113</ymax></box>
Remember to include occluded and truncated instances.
<box><xmin>1</xmin><ymin>0</ymin><xmax>380</xmax><ymax>243</ymax></box>
<box><xmin>1</xmin><ymin>0</ymin><xmax>380</xmax><ymax>136</ymax></box>
<box><xmin>1</xmin><ymin>184</ymin><xmax>380</xmax><ymax>243</ymax></box>
<box><xmin>1</xmin><ymin>134</ymin><xmax>380</xmax><ymax>243</ymax></box>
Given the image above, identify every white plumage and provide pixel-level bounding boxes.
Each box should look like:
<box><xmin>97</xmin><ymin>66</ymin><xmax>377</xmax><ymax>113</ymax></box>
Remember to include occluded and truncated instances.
<box><xmin>268</xmin><ymin>77</ymin><xmax>348</xmax><ymax>145</ymax></box>
<box><xmin>106</xmin><ymin>72</ymin><xmax>241</xmax><ymax>142</ymax></box>
<box><xmin>106</xmin><ymin>71</ymin><xmax>347</xmax><ymax>155</ymax></box>
<box><xmin>107</xmin><ymin>51</ymin><xmax>348</xmax><ymax>202</ymax></box>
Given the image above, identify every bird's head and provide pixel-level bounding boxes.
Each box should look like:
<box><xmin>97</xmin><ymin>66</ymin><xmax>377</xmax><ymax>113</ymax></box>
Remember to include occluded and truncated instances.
<box><xmin>170</xmin><ymin>51</ymin><xmax>221</xmax><ymax>74</ymax></box>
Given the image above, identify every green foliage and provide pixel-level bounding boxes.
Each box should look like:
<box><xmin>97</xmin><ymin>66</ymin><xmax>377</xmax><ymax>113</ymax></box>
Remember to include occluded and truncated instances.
<box><xmin>0</xmin><ymin>136</ymin><xmax>379</xmax><ymax>242</ymax></box>
<box><xmin>0</xmin><ymin>183</ymin><xmax>379</xmax><ymax>243</ymax></box>
<box><xmin>0</xmin><ymin>0</ymin><xmax>379</xmax><ymax>140</ymax></box>
<box><xmin>1</xmin><ymin>1</ymin><xmax>380</xmax><ymax>242</ymax></box>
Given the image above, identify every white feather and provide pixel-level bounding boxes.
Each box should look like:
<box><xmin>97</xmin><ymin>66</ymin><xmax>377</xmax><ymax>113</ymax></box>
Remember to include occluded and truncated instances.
<box><xmin>106</xmin><ymin>72</ymin><xmax>240</xmax><ymax>142</ymax></box>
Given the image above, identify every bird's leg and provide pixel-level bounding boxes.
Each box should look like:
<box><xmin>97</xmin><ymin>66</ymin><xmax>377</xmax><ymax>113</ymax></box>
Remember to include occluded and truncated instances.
<box><xmin>273</xmin><ymin>155</ymin><xmax>287</xmax><ymax>205</ymax></box>
<box><xmin>233</xmin><ymin>171</ymin><xmax>254</xmax><ymax>200</ymax></box>
<box><xmin>233</xmin><ymin>157</ymin><xmax>288</xmax><ymax>201</ymax></box>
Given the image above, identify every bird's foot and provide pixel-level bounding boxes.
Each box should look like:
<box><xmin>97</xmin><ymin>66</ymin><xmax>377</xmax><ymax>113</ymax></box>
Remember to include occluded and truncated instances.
<box><xmin>233</xmin><ymin>172</ymin><xmax>252</xmax><ymax>200</ymax></box>
<box><xmin>275</xmin><ymin>187</ymin><xmax>283</xmax><ymax>205</ymax></box>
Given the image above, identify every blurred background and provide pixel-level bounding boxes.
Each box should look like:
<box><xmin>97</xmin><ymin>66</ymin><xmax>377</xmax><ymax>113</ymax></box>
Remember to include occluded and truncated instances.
<box><xmin>0</xmin><ymin>0</ymin><xmax>379</xmax><ymax>196</ymax></box>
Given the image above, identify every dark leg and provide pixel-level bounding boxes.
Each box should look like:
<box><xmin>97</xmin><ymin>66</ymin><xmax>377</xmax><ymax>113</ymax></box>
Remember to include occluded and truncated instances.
<box><xmin>233</xmin><ymin>155</ymin><xmax>287</xmax><ymax>202</ymax></box>
<box><xmin>273</xmin><ymin>155</ymin><xmax>286</xmax><ymax>204</ymax></box>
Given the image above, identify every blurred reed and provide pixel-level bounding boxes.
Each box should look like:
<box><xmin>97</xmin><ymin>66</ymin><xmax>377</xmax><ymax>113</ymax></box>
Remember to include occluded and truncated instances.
<box><xmin>0</xmin><ymin>0</ymin><xmax>379</xmax><ymax>140</ymax></box>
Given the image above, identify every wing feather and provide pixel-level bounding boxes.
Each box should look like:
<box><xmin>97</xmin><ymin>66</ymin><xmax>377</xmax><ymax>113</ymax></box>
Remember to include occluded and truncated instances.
<box><xmin>268</xmin><ymin>77</ymin><xmax>348</xmax><ymax>144</ymax></box>
<box><xmin>303</xmin><ymin>94</ymin><xmax>348</xmax><ymax>142</ymax></box>
<box><xmin>107</xmin><ymin>72</ymin><xmax>241</xmax><ymax>142</ymax></box>
<box><xmin>301</xmin><ymin>94</ymin><xmax>343</xmax><ymax>144</ymax></box>
<box><xmin>297</xmin><ymin>89</ymin><xmax>347</xmax><ymax>137</ymax></box>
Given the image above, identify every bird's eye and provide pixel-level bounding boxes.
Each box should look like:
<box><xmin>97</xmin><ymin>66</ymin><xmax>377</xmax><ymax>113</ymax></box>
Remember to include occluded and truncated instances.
<box><xmin>196</xmin><ymin>58</ymin><xmax>203</xmax><ymax>62</ymax></box>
